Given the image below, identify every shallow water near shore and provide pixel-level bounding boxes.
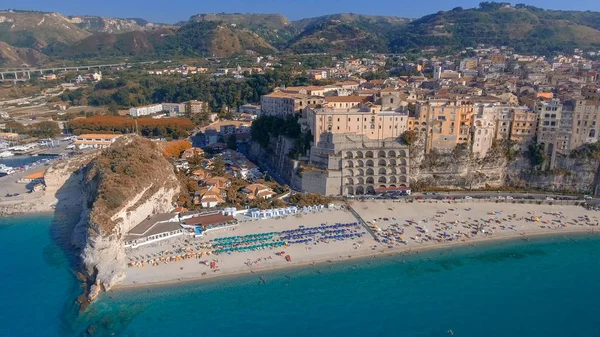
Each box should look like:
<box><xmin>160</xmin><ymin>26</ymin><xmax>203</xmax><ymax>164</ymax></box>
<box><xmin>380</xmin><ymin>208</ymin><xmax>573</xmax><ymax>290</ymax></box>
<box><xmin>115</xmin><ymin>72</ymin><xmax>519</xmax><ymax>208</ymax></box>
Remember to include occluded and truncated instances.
<box><xmin>2</xmin><ymin>215</ymin><xmax>600</xmax><ymax>337</ymax></box>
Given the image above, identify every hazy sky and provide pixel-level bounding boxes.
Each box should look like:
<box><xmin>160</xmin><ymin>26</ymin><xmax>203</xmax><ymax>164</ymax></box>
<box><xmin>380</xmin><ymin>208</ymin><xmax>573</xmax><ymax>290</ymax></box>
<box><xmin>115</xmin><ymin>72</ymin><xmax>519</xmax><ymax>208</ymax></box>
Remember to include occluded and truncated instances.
<box><xmin>5</xmin><ymin>0</ymin><xmax>600</xmax><ymax>23</ymax></box>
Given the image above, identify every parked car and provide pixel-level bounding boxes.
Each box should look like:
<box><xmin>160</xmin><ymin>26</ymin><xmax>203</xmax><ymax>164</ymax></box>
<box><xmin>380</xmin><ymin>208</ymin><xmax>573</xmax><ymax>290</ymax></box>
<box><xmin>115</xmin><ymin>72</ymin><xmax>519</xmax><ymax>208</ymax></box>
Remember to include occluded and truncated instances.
<box><xmin>546</xmin><ymin>197</ymin><xmax>555</xmax><ymax>201</ymax></box>
<box><xmin>506</xmin><ymin>196</ymin><xmax>514</xmax><ymax>200</ymax></box>
<box><xmin>464</xmin><ymin>196</ymin><xmax>473</xmax><ymax>200</ymax></box>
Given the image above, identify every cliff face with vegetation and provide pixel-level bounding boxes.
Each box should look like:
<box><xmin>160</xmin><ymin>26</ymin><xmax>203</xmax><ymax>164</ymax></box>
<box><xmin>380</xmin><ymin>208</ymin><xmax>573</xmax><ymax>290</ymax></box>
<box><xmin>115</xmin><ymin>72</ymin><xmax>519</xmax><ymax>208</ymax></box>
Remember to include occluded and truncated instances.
<box><xmin>409</xmin><ymin>137</ymin><xmax>508</xmax><ymax>190</ymax></box>
<box><xmin>507</xmin><ymin>154</ymin><xmax>600</xmax><ymax>194</ymax></box>
<box><xmin>71</xmin><ymin>136</ymin><xmax>180</xmax><ymax>307</ymax></box>
<box><xmin>408</xmin><ymin>134</ymin><xmax>600</xmax><ymax>194</ymax></box>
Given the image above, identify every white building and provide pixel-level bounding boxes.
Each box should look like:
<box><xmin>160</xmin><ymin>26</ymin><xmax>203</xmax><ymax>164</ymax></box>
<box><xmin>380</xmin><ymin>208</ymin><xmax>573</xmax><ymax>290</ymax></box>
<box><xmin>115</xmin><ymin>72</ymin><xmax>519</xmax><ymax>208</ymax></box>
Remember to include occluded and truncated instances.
<box><xmin>129</xmin><ymin>104</ymin><xmax>164</xmax><ymax>117</ymax></box>
<box><xmin>74</xmin><ymin>134</ymin><xmax>121</xmax><ymax>149</ymax></box>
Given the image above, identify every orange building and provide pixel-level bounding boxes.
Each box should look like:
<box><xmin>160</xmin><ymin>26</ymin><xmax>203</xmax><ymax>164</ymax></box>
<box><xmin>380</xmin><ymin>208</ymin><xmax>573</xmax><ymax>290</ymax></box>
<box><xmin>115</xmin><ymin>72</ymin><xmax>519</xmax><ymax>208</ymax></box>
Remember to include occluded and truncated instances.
<box><xmin>414</xmin><ymin>99</ymin><xmax>475</xmax><ymax>152</ymax></box>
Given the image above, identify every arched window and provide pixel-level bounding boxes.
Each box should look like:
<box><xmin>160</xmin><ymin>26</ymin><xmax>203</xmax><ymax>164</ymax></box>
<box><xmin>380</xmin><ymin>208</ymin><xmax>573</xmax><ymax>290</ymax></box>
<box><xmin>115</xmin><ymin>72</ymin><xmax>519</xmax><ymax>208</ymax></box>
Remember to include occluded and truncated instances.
<box><xmin>590</xmin><ymin>129</ymin><xmax>596</xmax><ymax>138</ymax></box>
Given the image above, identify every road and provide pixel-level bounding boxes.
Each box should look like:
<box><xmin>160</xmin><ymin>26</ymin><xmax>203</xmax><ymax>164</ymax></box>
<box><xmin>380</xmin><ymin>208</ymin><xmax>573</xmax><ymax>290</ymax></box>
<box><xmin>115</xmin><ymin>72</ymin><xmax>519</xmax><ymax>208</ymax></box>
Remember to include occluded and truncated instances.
<box><xmin>349</xmin><ymin>191</ymin><xmax>593</xmax><ymax>203</ymax></box>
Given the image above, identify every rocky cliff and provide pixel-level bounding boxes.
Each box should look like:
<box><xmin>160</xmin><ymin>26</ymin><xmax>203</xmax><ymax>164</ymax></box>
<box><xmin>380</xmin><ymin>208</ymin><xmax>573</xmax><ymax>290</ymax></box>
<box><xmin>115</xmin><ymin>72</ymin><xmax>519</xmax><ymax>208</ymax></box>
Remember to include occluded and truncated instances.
<box><xmin>507</xmin><ymin>154</ymin><xmax>600</xmax><ymax>194</ymax></box>
<box><xmin>70</xmin><ymin>136</ymin><xmax>180</xmax><ymax>308</ymax></box>
<box><xmin>408</xmin><ymin>134</ymin><xmax>600</xmax><ymax>194</ymax></box>
<box><xmin>409</xmin><ymin>137</ymin><xmax>508</xmax><ymax>190</ymax></box>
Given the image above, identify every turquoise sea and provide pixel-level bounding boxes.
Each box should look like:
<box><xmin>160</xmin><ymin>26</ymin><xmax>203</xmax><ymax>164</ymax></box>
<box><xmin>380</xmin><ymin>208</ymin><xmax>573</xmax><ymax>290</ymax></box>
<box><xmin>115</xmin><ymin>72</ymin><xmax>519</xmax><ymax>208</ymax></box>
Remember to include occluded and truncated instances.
<box><xmin>2</xmin><ymin>214</ymin><xmax>600</xmax><ymax>337</ymax></box>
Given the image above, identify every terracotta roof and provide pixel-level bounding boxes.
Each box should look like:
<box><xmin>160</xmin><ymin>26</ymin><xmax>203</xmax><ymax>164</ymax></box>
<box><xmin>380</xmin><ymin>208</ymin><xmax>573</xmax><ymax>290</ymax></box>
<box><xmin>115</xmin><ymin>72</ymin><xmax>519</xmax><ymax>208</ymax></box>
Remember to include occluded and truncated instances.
<box><xmin>23</xmin><ymin>170</ymin><xmax>46</xmax><ymax>180</ymax></box>
<box><xmin>325</xmin><ymin>96</ymin><xmax>367</xmax><ymax>103</ymax></box>
<box><xmin>264</xmin><ymin>91</ymin><xmax>294</xmax><ymax>98</ymax></box>
<box><xmin>74</xmin><ymin>141</ymin><xmax>113</xmax><ymax>145</ymax></box>
<box><xmin>183</xmin><ymin>213</ymin><xmax>234</xmax><ymax>226</ymax></box>
<box><xmin>77</xmin><ymin>134</ymin><xmax>120</xmax><ymax>139</ymax></box>
<box><xmin>205</xmin><ymin>176</ymin><xmax>229</xmax><ymax>187</ymax></box>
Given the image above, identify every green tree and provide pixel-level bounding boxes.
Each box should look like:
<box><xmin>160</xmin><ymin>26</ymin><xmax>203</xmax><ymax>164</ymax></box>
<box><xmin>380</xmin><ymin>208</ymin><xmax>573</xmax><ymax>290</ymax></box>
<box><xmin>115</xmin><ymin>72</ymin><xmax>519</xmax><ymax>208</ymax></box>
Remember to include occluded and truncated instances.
<box><xmin>400</xmin><ymin>130</ymin><xmax>418</xmax><ymax>145</ymax></box>
<box><xmin>227</xmin><ymin>134</ymin><xmax>237</xmax><ymax>150</ymax></box>
<box><xmin>107</xmin><ymin>104</ymin><xmax>120</xmax><ymax>116</ymax></box>
<box><xmin>528</xmin><ymin>143</ymin><xmax>546</xmax><ymax>168</ymax></box>
<box><xmin>211</xmin><ymin>156</ymin><xmax>226</xmax><ymax>176</ymax></box>
<box><xmin>31</xmin><ymin>121</ymin><xmax>61</xmax><ymax>138</ymax></box>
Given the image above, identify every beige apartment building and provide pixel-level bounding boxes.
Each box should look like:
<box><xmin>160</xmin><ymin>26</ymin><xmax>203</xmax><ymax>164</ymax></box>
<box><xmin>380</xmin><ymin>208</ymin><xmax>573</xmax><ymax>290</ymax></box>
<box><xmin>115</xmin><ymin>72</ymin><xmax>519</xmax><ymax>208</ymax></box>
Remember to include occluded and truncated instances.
<box><xmin>305</xmin><ymin>105</ymin><xmax>409</xmax><ymax>144</ymax></box>
<box><xmin>261</xmin><ymin>91</ymin><xmax>324</xmax><ymax>117</ymax></box>
<box><xmin>413</xmin><ymin>99</ymin><xmax>475</xmax><ymax>153</ymax></box>
<box><xmin>509</xmin><ymin>107</ymin><xmax>537</xmax><ymax>150</ymax></box>
<box><xmin>535</xmin><ymin>99</ymin><xmax>572</xmax><ymax>170</ymax></box>
<box><xmin>568</xmin><ymin>99</ymin><xmax>600</xmax><ymax>150</ymax></box>
<box><xmin>494</xmin><ymin>106</ymin><xmax>537</xmax><ymax>151</ymax></box>
<box><xmin>471</xmin><ymin>105</ymin><xmax>497</xmax><ymax>158</ymax></box>
<box><xmin>185</xmin><ymin>100</ymin><xmax>207</xmax><ymax>115</ymax></box>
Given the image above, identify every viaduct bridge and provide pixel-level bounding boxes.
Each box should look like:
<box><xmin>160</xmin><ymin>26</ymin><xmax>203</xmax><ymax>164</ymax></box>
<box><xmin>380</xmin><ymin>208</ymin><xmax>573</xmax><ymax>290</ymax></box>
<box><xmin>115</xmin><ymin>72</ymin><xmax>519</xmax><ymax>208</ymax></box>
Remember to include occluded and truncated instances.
<box><xmin>0</xmin><ymin>60</ymin><xmax>166</xmax><ymax>83</ymax></box>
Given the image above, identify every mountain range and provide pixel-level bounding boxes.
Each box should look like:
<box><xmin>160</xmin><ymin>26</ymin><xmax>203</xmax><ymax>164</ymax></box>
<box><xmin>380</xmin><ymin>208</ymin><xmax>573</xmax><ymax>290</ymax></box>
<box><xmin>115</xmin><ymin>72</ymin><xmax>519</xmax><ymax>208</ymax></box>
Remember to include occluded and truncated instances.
<box><xmin>1</xmin><ymin>3</ymin><xmax>600</xmax><ymax>67</ymax></box>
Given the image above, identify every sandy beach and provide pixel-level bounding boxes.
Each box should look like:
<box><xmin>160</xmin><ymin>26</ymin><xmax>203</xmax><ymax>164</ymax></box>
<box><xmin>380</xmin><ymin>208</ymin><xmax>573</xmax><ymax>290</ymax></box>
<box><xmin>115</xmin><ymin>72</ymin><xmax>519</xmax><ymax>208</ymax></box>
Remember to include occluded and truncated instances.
<box><xmin>117</xmin><ymin>200</ymin><xmax>599</xmax><ymax>289</ymax></box>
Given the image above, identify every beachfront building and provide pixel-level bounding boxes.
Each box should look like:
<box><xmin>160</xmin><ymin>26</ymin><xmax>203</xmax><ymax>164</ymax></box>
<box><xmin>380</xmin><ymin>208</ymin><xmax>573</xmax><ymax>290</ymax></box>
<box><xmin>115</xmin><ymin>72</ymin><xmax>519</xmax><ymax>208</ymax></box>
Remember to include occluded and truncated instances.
<box><xmin>248</xmin><ymin>206</ymin><xmax>299</xmax><ymax>219</ymax></box>
<box><xmin>124</xmin><ymin>213</ymin><xmax>184</xmax><ymax>248</ymax></box>
<box><xmin>180</xmin><ymin>211</ymin><xmax>236</xmax><ymax>237</ymax></box>
<box><xmin>300</xmin><ymin>103</ymin><xmax>410</xmax><ymax>196</ymax></box>
<box><xmin>74</xmin><ymin>134</ymin><xmax>121</xmax><ymax>149</ymax></box>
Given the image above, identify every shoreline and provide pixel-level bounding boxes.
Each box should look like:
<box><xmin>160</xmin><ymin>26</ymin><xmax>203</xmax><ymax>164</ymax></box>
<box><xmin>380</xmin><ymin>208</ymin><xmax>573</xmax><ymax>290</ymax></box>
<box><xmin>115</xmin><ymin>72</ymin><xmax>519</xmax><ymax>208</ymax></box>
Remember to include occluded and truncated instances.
<box><xmin>112</xmin><ymin>228</ymin><xmax>599</xmax><ymax>292</ymax></box>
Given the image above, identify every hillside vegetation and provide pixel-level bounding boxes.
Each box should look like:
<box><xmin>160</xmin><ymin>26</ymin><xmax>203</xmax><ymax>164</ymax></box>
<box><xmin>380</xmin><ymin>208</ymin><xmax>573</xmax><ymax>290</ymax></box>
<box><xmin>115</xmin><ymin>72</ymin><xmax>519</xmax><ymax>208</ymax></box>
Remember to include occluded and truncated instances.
<box><xmin>0</xmin><ymin>10</ymin><xmax>90</xmax><ymax>50</ymax></box>
<box><xmin>2</xmin><ymin>3</ymin><xmax>600</xmax><ymax>66</ymax></box>
<box><xmin>388</xmin><ymin>3</ymin><xmax>600</xmax><ymax>54</ymax></box>
<box><xmin>189</xmin><ymin>13</ymin><xmax>297</xmax><ymax>46</ymax></box>
<box><xmin>56</xmin><ymin>22</ymin><xmax>276</xmax><ymax>60</ymax></box>
<box><xmin>0</xmin><ymin>40</ymin><xmax>47</xmax><ymax>67</ymax></box>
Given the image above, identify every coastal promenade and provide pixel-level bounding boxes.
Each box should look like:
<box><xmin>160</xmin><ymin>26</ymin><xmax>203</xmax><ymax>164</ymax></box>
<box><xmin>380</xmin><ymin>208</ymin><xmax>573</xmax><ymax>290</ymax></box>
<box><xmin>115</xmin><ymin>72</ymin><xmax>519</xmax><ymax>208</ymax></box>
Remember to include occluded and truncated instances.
<box><xmin>118</xmin><ymin>200</ymin><xmax>599</xmax><ymax>288</ymax></box>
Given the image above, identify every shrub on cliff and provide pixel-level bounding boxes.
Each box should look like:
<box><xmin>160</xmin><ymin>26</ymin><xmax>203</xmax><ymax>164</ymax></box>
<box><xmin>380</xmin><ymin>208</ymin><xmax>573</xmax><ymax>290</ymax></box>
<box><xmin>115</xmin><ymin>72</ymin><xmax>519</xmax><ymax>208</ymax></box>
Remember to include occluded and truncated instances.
<box><xmin>289</xmin><ymin>193</ymin><xmax>332</xmax><ymax>207</ymax></box>
<box><xmin>400</xmin><ymin>130</ymin><xmax>418</xmax><ymax>145</ymax></box>
<box><xmin>162</xmin><ymin>140</ymin><xmax>192</xmax><ymax>158</ymax></box>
